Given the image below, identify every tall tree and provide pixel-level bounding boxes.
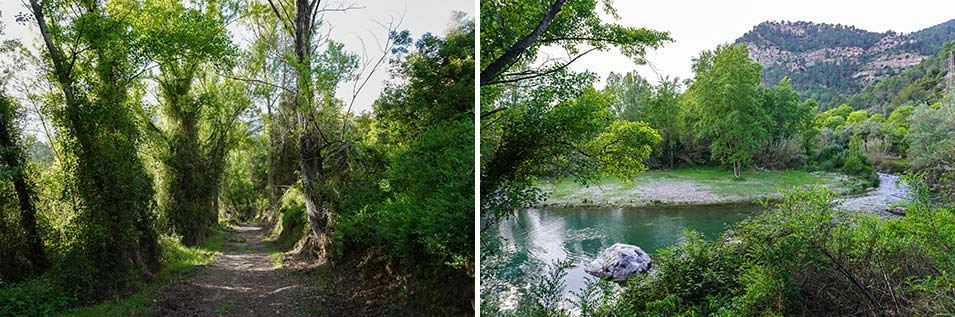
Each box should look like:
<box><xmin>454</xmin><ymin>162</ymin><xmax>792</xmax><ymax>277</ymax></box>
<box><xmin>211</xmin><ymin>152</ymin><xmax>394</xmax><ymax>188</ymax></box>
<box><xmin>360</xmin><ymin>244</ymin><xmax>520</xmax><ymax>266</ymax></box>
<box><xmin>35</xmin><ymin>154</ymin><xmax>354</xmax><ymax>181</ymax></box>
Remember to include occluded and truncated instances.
<box><xmin>262</xmin><ymin>0</ymin><xmax>362</xmax><ymax>257</ymax></box>
<box><xmin>244</xmin><ymin>2</ymin><xmax>299</xmax><ymax>223</ymax></box>
<box><xmin>136</xmin><ymin>0</ymin><xmax>240</xmax><ymax>246</ymax></box>
<box><xmin>28</xmin><ymin>0</ymin><xmax>161</xmax><ymax>298</ymax></box>
<box><xmin>605</xmin><ymin>72</ymin><xmax>683</xmax><ymax>167</ymax></box>
<box><xmin>689</xmin><ymin>44</ymin><xmax>769</xmax><ymax>179</ymax></box>
<box><xmin>605</xmin><ymin>71</ymin><xmax>652</xmax><ymax>121</ymax></box>
<box><xmin>0</xmin><ymin>93</ymin><xmax>48</xmax><ymax>277</ymax></box>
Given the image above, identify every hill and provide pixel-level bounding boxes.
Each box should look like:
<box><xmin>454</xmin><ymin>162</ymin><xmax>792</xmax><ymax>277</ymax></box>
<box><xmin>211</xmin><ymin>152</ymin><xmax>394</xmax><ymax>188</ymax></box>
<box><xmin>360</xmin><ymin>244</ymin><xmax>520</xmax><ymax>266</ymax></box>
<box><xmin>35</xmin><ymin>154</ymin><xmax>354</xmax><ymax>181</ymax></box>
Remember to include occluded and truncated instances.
<box><xmin>735</xmin><ymin>19</ymin><xmax>955</xmax><ymax>106</ymax></box>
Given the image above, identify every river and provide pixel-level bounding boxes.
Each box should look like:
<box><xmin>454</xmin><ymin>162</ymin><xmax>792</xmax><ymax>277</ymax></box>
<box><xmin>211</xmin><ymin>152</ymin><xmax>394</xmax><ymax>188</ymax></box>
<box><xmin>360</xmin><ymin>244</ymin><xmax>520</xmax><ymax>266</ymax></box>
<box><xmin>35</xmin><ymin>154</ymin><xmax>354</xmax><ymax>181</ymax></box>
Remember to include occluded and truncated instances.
<box><xmin>484</xmin><ymin>173</ymin><xmax>912</xmax><ymax>309</ymax></box>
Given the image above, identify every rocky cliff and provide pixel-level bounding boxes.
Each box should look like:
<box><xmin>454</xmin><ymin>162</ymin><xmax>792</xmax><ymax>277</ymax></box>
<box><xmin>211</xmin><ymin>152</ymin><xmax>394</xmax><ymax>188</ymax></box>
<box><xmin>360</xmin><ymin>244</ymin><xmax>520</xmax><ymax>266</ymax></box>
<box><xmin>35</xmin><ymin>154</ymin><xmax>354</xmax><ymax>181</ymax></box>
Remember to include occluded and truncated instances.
<box><xmin>735</xmin><ymin>20</ymin><xmax>955</xmax><ymax>104</ymax></box>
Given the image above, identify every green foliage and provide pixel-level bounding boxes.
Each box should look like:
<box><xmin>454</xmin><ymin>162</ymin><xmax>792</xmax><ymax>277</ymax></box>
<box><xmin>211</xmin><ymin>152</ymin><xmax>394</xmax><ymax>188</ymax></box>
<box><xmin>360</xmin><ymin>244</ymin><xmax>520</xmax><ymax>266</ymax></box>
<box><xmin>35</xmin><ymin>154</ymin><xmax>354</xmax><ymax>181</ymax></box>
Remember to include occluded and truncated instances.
<box><xmin>279</xmin><ymin>187</ymin><xmax>306</xmax><ymax>237</ymax></box>
<box><xmin>222</xmin><ymin>146</ymin><xmax>267</xmax><ymax>222</ymax></box>
<box><xmin>605</xmin><ymin>73</ymin><xmax>682</xmax><ymax>167</ymax></box>
<box><xmin>30</xmin><ymin>0</ymin><xmax>163</xmax><ymax>302</ymax></box>
<box><xmin>605</xmin><ymin>72</ymin><xmax>653</xmax><ymax>121</ymax></box>
<box><xmin>0</xmin><ymin>277</ymin><xmax>72</xmax><ymax>317</ymax></box>
<box><xmin>688</xmin><ymin>44</ymin><xmax>768</xmax><ymax>178</ymax></box>
<box><xmin>0</xmin><ymin>91</ymin><xmax>47</xmax><ymax>283</ymax></box>
<box><xmin>158</xmin><ymin>233</ymin><xmax>222</xmax><ymax>272</ymax></box>
<box><xmin>333</xmin><ymin>19</ymin><xmax>474</xmax><ymax>314</ymax></box>
<box><xmin>846</xmin><ymin>109</ymin><xmax>868</xmax><ymax>124</ymax></box>
<box><xmin>480</xmin><ymin>0</ymin><xmax>671</xmax><ymax>84</ymax></box>
<box><xmin>481</xmin><ymin>0</ymin><xmax>669</xmax><ymax>219</ymax></box>
<box><xmin>587</xmin><ymin>120</ymin><xmax>660</xmax><ymax>182</ymax></box>
<box><xmin>763</xmin><ymin>78</ymin><xmax>813</xmax><ymax>142</ymax></box>
<box><xmin>0</xmin><ymin>228</ymin><xmax>227</xmax><ymax>316</ymax></box>
<box><xmin>144</xmin><ymin>0</ymin><xmax>246</xmax><ymax>246</ymax></box>
<box><xmin>906</xmin><ymin>103</ymin><xmax>955</xmax><ymax>191</ymax></box>
<box><xmin>884</xmin><ymin>104</ymin><xmax>915</xmax><ymax>152</ymax></box>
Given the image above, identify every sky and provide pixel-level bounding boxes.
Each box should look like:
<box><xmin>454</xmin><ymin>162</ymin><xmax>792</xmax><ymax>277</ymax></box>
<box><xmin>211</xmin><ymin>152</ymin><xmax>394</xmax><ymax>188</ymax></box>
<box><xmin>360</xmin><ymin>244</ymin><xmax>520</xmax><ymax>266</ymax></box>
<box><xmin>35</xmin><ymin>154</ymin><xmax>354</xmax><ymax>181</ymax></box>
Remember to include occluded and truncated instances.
<box><xmin>0</xmin><ymin>0</ymin><xmax>474</xmax><ymax>114</ymax></box>
<box><xmin>559</xmin><ymin>0</ymin><xmax>955</xmax><ymax>87</ymax></box>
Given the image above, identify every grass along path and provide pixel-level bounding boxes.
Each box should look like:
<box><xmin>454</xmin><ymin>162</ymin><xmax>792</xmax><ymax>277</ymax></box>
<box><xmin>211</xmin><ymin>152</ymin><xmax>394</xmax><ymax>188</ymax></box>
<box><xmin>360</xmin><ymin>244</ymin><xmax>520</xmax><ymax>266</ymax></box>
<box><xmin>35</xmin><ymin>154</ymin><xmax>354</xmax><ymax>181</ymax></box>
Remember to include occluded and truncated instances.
<box><xmin>541</xmin><ymin>167</ymin><xmax>871</xmax><ymax>208</ymax></box>
<box><xmin>146</xmin><ymin>224</ymin><xmax>308</xmax><ymax>316</ymax></box>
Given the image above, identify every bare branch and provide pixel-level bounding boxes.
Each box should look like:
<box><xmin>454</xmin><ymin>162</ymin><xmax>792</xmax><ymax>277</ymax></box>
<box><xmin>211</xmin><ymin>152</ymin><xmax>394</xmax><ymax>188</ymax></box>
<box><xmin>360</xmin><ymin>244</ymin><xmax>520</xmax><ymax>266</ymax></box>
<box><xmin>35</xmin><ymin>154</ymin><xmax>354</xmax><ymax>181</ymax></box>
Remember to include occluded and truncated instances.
<box><xmin>225</xmin><ymin>75</ymin><xmax>295</xmax><ymax>94</ymax></box>
<box><xmin>485</xmin><ymin>48</ymin><xmax>598</xmax><ymax>86</ymax></box>
<box><xmin>339</xmin><ymin>13</ymin><xmax>403</xmax><ymax>140</ymax></box>
<box><xmin>266</xmin><ymin>0</ymin><xmax>295</xmax><ymax>35</ymax></box>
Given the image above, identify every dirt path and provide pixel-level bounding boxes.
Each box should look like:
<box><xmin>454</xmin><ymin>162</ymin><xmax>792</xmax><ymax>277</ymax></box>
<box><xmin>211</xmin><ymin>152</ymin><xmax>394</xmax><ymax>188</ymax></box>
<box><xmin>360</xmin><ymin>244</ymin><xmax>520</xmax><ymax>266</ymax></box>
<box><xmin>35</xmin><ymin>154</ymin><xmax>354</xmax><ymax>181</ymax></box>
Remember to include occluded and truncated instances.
<box><xmin>148</xmin><ymin>225</ymin><xmax>309</xmax><ymax>316</ymax></box>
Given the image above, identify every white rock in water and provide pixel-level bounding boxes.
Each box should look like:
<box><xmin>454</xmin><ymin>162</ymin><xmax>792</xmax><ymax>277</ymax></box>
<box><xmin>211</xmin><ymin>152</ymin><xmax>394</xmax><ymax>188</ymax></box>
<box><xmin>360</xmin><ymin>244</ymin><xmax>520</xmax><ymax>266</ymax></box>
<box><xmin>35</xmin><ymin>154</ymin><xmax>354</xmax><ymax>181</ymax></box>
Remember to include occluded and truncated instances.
<box><xmin>583</xmin><ymin>243</ymin><xmax>652</xmax><ymax>284</ymax></box>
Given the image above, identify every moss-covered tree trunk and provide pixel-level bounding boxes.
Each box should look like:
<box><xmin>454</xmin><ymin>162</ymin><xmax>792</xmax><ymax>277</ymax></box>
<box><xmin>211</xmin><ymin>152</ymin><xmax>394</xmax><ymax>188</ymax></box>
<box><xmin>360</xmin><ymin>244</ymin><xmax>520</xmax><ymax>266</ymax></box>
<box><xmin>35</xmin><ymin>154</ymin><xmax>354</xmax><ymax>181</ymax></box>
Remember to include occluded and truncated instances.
<box><xmin>0</xmin><ymin>94</ymin><xmax>48</xmax><ymax>276</ymax></box>
<box><xmin>158</xmin><ymin>63</ymin><xmax>220</xmax><ymax>246</ymax></box>
<box><xmin>29</xmin><ymin>0</ymin><xmax>161</xmax><ymax>296</ymax></box>
<box><xmin>280</xmin><ymin>0</ymin><xmax>334</xmax><ymax>257</ymax></box>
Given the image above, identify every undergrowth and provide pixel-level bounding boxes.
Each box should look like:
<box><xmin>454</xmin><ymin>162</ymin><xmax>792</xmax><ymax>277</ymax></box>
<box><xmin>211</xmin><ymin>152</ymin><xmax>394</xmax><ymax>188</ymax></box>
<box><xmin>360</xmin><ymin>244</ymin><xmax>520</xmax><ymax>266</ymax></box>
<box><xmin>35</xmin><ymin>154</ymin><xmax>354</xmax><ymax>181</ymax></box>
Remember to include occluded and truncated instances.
<box><xmin>0</xmin><ymin>228</ymin><xmax>226</xmax><ymax>316</ymax></box>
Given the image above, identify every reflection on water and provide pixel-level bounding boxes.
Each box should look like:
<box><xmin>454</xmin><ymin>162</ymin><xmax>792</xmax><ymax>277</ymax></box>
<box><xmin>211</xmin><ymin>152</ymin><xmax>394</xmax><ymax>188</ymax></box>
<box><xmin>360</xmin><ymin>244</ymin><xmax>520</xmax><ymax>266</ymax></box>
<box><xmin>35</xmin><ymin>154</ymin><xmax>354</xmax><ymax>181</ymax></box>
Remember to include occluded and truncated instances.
<box><xmin>488</xmin><ymin>204</ymin><xmax>763</xmax><ymax>302</ymax></box>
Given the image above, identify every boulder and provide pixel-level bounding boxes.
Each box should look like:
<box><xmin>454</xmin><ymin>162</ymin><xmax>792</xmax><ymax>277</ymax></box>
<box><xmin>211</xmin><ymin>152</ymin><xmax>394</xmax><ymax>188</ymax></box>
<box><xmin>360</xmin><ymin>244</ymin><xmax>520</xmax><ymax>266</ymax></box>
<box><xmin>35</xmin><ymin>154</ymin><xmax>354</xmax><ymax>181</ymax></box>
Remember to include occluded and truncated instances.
<box><xmin>887</xmin><ymin>206</ymin><xmax>906</xmax><ymax>216</ymax></box>
<box><xmin>583</xmin><ymin>243</ymin><xmax>651</xmax><ymax>284</ymax></box>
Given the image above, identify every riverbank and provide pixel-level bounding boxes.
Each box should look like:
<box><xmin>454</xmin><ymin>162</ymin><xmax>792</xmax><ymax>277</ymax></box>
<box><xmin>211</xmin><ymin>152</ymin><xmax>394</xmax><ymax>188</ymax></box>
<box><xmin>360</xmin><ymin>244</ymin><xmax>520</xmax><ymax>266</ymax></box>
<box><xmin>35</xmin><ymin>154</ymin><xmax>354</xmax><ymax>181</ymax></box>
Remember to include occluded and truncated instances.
<box><xmin>539</xmin><ymin>168</ymin><xmax>873</xmax><ymax>208</ymax></box>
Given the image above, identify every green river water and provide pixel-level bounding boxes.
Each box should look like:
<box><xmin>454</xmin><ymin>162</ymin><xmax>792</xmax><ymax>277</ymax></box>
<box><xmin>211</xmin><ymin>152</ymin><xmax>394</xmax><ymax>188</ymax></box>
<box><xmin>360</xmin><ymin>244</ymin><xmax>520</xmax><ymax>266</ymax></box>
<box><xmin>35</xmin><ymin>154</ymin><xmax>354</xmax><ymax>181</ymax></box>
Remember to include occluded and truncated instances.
<box><xmin>487</xmin><ymin>204</ymin><xmax>764</xmax><ymax>302</ymax></box>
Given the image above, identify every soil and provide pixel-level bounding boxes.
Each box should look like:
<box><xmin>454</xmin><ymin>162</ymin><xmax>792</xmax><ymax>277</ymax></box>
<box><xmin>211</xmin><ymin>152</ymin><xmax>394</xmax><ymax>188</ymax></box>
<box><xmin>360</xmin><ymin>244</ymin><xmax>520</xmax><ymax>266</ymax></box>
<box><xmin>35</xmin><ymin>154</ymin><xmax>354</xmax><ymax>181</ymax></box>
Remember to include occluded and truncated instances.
<box><xmin>145</xmin><ymin>224</ymin><xmax>471</xmax><ymax>316</ymax></box>
<box><xmin>147</xmin><ymin>225</ymin><xmax>309</xmax><ymax>316</ymax></box>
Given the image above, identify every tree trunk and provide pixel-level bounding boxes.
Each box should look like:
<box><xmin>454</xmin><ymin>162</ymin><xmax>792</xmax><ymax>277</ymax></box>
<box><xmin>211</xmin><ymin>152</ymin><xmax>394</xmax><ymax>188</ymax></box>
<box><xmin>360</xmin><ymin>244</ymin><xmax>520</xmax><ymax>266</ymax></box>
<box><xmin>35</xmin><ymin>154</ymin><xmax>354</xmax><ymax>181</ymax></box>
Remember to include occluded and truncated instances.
<box><xmin>299</xmin><ymin>131</ymin><xmax>331</xmax><ymax>256</ymax></box>
<box><xmin>212</xmin><ymin>181</ymin><xmax>220</xmax><ymax>224</ymax></box>
<box><xmin>480</xmin><ymin>0</ymin><xmax>567</xmax><ymax>85</ymax></box>
<box><xmin>287</xmin><ymin>0</ymin><xmax>333</xmax><ymax>257</ymax></box>
<box><xmin>733</xmin><ymin>162</ymin><xmax>741</xmax><ymax>179</ymax></box>
<box><xmin>0</xmin><ymin>96</ymin><xmax>48</xmax><ymax>275</ymax></box>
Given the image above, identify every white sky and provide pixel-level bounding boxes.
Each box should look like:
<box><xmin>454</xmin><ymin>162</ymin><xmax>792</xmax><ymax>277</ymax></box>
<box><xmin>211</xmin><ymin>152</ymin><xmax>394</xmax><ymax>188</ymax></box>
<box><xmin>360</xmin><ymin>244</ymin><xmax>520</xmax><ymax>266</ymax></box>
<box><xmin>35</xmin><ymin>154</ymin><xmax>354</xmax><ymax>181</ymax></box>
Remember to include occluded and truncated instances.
<box><xmin>0</xmin><ymin>0</ymin><xmax>474</xmax><ymax>114</ymax></box>
<box><xmin>561</xmin><ymin>0</ymin><xmax>955</xmax><ymax>87</ymax></box>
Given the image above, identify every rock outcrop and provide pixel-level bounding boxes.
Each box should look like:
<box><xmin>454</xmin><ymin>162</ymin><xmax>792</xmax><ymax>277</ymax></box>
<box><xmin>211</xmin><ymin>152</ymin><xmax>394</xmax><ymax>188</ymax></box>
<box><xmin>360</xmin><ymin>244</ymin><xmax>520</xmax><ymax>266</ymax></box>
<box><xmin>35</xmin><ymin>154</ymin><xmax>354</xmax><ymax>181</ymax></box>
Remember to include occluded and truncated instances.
<box><xmin>734</xmin><ymin>20</ymin><xmax>955</xmax><ymax>104</ymax></box>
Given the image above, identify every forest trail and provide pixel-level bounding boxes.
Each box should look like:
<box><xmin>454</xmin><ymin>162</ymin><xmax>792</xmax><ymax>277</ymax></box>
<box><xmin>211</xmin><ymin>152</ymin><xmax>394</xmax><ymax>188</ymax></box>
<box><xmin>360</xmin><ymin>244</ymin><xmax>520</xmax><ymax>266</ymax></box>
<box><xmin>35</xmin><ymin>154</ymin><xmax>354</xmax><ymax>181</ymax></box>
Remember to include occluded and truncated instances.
<box><xmin>148</xmin><ymin>225</ymin><xmax>308</xmax><ymax>316</ymax></box>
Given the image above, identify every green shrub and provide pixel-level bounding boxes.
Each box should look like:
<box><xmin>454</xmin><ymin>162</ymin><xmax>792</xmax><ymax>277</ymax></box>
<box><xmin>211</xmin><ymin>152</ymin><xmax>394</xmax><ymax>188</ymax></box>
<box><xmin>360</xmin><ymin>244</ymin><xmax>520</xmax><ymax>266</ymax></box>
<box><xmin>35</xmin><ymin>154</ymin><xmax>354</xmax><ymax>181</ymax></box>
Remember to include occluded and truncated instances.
<box><xmin>269</xmin><ymin>186</ymin><xmax>307</xmax><ymax>251</ymax></box>
<box><xmin>0</xmin><ymin>278</ymin><xmax>72</xmax><ymax>317</ymax></box>
<box><xmin>810</xmin><ymin>143</ymin><xmax>844</xmax><ymax>171</ymax></box>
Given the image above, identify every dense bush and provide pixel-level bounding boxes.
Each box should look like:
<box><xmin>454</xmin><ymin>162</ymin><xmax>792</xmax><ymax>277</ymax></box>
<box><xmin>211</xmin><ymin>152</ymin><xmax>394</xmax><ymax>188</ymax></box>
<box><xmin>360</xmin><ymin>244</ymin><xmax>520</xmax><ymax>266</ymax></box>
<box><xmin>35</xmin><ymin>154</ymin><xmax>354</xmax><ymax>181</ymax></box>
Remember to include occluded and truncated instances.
<box><xmin>906</xmin><ymin>103</ymin><xmax>955</xmax><ymax>192</ymax></box>
<box><xmin>336</xmin><ymin>21</ymin><xmax>475</xmax><ymax>277</ymax></box>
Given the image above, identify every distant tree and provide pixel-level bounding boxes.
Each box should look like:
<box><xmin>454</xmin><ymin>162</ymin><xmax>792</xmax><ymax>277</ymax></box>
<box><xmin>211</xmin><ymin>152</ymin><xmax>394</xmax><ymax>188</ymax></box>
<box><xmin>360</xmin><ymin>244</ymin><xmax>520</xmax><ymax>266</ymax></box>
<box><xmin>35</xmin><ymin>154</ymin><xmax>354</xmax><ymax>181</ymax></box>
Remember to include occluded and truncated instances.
<box><xmin>763</xmin><ymin>78</ymin><xmax>813</xmax><ymax>141</ymax></box>
<box><xmin>689</xmin><ymin>44</ymin><xmax>768</xmax><ymax>179</ymax></box>
<box><xmin>907</xmin><ymin>104</ymin><xmax>955</xmax><ymax>176</ymax></box>
<box><xmin>883</xmin><ymin>104</ymin><xmax>916</xmax><ymax>154</ymax></box>
<box><xmin>847</xmin><ymin>110</ymin><xmax>869</xmax><ymax>125</ymax></box>
<box><xmin>605</xmin><ymin>72</ymin><xmax>682</xmax><ymax>166</ymax></box>
<box><xmin>605</xmin><ymin>72</ymin><xmax>652</xmax><ymax>121</ymax></box>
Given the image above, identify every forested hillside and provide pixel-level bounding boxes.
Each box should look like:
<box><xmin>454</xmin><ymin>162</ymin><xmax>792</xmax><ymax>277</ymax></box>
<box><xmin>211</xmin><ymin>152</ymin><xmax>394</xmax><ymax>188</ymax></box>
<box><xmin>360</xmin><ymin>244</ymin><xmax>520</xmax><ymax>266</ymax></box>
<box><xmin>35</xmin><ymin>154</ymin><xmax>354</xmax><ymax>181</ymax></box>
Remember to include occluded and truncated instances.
<box><xmin>736</xmin><ymin>19</ymin><xmax>955</xmax><ymax>105</ymax></box>
<box><xmin>838</xmin><ymin>40</ymin><xmax>955</xmax><ymax>113</ymax></box>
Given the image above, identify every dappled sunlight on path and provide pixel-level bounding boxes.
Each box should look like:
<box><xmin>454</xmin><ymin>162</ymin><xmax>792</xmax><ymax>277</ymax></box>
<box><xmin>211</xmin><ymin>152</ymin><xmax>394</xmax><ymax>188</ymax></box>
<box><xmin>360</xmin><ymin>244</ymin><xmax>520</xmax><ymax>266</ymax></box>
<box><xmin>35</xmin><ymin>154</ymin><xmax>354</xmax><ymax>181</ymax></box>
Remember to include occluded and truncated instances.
<box><xmin>148</xmin><ymin>225</ymin><xmax>308</xmax><ymax>316</ymax></box>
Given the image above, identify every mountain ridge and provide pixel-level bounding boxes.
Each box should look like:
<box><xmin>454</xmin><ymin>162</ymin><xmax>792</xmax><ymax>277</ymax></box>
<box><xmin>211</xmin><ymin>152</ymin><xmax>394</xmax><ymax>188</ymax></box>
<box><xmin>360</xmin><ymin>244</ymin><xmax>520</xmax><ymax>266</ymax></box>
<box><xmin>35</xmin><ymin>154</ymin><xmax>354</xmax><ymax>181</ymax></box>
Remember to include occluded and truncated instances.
<box><xmin>734</xmin><ymin>19</ymin><xmax>955</xmax><ymax>105</ymax></box>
